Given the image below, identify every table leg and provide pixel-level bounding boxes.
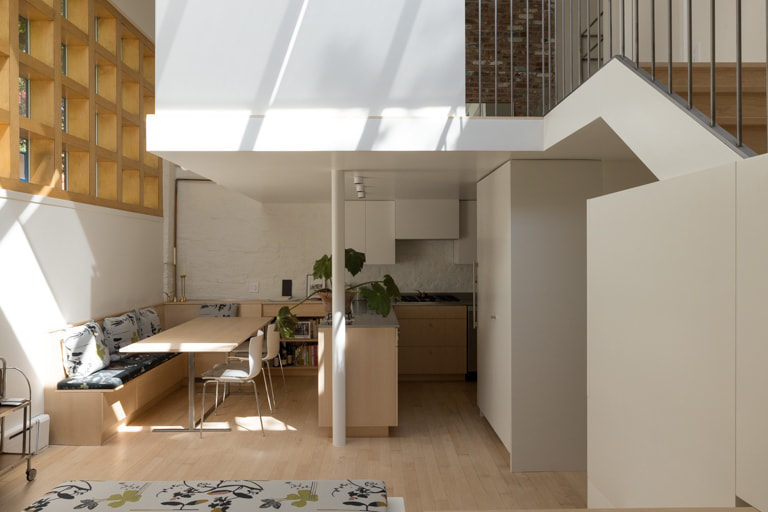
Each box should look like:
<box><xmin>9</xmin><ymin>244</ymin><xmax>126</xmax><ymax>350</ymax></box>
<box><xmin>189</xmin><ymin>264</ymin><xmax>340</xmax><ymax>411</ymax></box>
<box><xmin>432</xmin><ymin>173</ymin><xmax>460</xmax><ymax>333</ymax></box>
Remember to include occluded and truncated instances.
<box><xmin>188</xmin><ymin>352</ymin><xmax>196</xmax><ymax>430</ymax></box>
<box><xmin>151</xmin><ymin>352</ymin><xmax>231</xmax><ymax>434</ymax></box>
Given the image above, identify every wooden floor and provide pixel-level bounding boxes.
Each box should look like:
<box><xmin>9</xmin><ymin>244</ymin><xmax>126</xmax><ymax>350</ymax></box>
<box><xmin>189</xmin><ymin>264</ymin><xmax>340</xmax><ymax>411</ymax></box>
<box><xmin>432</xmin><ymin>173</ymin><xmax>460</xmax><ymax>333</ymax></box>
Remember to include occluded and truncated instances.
<box><xmin>0</xmin><ymin>377</ymin><xmax>586</xmax><ymax>512</ymax></box>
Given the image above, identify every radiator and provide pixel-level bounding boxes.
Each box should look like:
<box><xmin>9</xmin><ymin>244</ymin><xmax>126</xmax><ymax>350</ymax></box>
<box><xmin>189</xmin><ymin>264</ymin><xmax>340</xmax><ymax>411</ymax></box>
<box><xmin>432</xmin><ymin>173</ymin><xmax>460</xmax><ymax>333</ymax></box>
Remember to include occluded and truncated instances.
<box><xmin>2</xmin><ymin>414</ymin><xmax>49</xmax><ymax>454</ymax></box>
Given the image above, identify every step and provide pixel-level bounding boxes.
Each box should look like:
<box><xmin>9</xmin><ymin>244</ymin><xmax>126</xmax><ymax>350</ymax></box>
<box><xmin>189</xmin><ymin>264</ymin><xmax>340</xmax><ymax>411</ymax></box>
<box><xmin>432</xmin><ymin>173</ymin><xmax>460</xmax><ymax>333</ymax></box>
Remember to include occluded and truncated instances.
<box><xmin>676</xmin><ymin>89</ymin><xmax>766</xmax><ymax>119</ymax></box>
<box><xmin>641</xmin><ymin>62</ymin><xmax>767</xmax><ymax>89</ymax></box>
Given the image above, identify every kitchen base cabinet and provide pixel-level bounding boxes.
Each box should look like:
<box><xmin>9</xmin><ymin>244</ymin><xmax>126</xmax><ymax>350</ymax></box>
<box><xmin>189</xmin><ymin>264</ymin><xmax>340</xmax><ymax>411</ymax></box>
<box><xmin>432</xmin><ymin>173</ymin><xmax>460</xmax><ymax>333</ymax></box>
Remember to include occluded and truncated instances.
<box><xmin>394</xmin><ymin>305</ymin><xmax>466</xmax><ymax>380</ymax></box>
<box><xmin>317</xmin><ymin>319</ymin><xmax>398</xmax><ymax>436</ymax></box>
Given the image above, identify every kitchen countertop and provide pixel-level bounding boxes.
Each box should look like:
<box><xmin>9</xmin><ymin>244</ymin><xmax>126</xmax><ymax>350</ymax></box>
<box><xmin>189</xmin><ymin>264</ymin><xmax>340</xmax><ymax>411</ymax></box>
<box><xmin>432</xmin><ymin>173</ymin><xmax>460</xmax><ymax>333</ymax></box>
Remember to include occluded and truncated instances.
<box><xmin>320</xmin><ymin>310</ymin><xmax>399</xmax><ymax>328</ymax></box>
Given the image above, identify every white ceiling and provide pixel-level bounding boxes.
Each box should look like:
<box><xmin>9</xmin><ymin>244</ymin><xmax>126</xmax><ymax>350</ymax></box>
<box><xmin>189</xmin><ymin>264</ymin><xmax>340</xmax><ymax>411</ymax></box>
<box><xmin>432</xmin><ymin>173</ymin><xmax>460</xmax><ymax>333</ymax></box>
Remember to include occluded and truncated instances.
<box><xmin>161</xmin><ymin>118</ymin><xmax>641</xmax><ymax>203</ymax></box>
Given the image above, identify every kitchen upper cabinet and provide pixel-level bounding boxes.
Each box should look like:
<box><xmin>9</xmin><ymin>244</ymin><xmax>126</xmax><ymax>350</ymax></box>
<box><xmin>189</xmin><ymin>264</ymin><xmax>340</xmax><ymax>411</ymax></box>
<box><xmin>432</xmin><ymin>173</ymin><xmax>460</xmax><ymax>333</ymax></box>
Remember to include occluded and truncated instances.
<box><xmin>395</xmin><ymin>199</ymin><xmax>459</xmax><ymax>239</ymax></box>
<box><xmin>345</xmin><ymin>201</ymin><xmax>395</xmax><ymax>264</ymax></box>
<box><xmin>454</xmin><ymin>200</ymin><xmax>477</xmax><ymax>264</ymax></box>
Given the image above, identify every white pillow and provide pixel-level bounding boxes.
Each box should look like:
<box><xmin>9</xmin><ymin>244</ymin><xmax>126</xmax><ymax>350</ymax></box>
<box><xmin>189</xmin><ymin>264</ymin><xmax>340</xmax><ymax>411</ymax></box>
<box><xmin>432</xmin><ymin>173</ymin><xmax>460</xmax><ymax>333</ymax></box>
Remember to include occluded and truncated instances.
<box><xmin>61</xmin><ymin>322</ymin><xmax>110</xmax><ymax>378</ymax></box>
<box><xmin>102</xmin><ymin>312</ymin><xmax>140</xmax><ymax>361</ymax></box>
<box><xmin>199</xmin><ymin>303</ymin><xmax>238</xmax><ymax>317</ymax></box>
<box><xmin>135</xmin><ymin>307</ymin><xmax>162</xmax><ymax>339</ymax></box>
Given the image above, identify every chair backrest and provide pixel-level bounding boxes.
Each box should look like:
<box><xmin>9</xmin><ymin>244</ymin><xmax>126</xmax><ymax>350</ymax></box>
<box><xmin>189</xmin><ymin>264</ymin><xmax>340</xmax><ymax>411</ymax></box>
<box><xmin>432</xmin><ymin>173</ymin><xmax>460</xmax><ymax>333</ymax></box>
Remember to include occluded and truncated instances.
<box><xmin>246</xmin><ymin>333</ymin><xmax>265</xmax><ymax>379</ymax></box>
<box><xmin>264</xmin><ymin>326</ymin><xmax>281</xmax><ymax>360</ymax></box>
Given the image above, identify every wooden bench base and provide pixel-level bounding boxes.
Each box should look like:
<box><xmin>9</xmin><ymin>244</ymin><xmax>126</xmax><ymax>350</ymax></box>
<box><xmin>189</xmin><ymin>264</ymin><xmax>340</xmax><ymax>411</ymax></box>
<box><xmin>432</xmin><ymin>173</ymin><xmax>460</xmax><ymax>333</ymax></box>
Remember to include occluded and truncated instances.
<box><xmin>45</xmin><ymin>354</ymin><xmax>187</xmax><ymax>446</ymax></box>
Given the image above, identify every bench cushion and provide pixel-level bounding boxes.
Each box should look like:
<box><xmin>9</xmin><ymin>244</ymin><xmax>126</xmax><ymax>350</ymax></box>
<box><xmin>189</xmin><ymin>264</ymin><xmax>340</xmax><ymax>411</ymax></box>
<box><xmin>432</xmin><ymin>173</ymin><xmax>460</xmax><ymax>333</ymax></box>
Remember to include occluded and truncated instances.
<box><xmin>57</xmin><ymin>353</ymin><xmax>180</xmax><ymax>390</ymax></box>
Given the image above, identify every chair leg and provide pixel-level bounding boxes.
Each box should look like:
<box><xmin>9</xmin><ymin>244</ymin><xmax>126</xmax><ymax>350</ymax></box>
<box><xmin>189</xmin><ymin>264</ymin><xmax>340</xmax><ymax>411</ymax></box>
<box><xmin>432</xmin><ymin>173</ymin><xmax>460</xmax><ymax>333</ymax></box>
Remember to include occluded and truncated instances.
<box><xmin>278</xmin><ymin>356</ymin><xmax>286</xmax><ymax>391</ymax></box>
<box><xmin>261</xmin><ymin>365</ymin><xmax>273</xmax><ymax>412</ymax></box>
<box><xmin>266</xmin><ymin>362</ymin><xmax>276</xmax><ymax>408</ymax></box>
<box><xmin>200</xmin><ymin>381</ymin><xmax>210</xmax><ymax>438</ymax></box>
<box><xmin>250</xmin><ymin>380</ymin><xmax>265</xmax><ymax>436</ymax></box>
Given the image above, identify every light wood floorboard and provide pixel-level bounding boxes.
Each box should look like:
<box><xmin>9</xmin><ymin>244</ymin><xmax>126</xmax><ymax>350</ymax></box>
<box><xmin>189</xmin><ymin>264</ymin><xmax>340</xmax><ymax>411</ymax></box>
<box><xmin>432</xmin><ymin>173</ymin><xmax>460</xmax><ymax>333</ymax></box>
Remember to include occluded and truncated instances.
<box><xmin>3</xmin><ymin>376</ymin><xmax>583</xmax><ymax>512</ymax></box>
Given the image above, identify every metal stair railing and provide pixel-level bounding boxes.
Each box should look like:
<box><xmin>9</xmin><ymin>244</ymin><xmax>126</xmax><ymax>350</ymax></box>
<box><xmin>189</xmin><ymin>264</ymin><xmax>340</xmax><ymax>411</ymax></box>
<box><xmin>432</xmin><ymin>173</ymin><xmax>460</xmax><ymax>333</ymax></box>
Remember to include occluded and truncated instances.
<box><xmin>468</xmin><ymin>0</ymin><xmax>767</xmax><ymax>155</ymax></box>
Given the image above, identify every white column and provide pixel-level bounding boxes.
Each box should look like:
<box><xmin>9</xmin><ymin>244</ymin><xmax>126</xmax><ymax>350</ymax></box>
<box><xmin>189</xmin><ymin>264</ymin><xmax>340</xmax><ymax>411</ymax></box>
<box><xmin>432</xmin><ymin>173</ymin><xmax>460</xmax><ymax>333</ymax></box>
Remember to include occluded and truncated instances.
<box><xmin>331</xmin><ymin>168</ymin><xmax>346</xmax><ymax>446</ymax></box>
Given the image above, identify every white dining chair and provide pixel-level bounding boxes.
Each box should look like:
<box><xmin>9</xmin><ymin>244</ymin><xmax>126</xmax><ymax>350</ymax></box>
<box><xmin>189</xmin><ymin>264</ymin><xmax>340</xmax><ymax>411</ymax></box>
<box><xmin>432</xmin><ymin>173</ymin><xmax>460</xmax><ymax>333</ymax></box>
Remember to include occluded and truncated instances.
<box><xmin>200</xmin><ymin>333</ymin><xmax>265</xmax><ymax>437</ymax></box>
<box><xmin>262</xmin><ymin>325</ymin><xmax>286</xmax><ymax>408</ymax></box>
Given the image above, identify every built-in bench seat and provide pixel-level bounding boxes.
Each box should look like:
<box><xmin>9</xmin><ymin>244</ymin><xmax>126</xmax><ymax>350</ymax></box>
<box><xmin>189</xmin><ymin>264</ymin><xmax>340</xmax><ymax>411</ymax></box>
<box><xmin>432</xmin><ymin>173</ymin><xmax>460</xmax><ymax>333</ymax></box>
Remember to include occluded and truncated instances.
<box><xmin>56</xmin><ymin>352</ymin><xmax>180</xmax><ymax>390</ymax></box>
<box><xmin>45</xmin><ymin>305</ymin><xmax>188</xmax><ymax>446</ymax></box>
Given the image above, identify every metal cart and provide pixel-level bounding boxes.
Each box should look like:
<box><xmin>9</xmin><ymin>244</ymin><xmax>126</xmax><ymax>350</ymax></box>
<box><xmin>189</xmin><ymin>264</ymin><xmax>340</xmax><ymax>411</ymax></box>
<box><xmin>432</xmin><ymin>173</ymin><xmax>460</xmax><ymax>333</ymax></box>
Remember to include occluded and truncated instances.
<box><xmin>0</xmin><ymin>357</ymin><xmax>37</xmax><ymax>481</ymax></box>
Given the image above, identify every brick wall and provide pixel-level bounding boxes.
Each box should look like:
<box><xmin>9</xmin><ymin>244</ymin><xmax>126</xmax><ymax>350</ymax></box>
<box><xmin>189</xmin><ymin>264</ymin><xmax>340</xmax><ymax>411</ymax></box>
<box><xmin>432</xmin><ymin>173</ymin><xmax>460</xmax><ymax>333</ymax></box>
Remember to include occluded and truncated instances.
<box><xmin>466</xmin><ymin>0</ymin><xmax>555</xmax><ymax>116</ymax></box>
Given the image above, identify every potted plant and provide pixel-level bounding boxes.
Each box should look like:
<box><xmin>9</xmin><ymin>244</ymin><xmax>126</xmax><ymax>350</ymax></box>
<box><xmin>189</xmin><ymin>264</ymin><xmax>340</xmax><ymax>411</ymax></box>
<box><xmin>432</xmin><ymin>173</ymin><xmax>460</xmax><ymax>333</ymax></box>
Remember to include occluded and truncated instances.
<box><xmin>275</xmin><ymin>248</ymin><xmax>401</xmax><ymax>338</ymax></box>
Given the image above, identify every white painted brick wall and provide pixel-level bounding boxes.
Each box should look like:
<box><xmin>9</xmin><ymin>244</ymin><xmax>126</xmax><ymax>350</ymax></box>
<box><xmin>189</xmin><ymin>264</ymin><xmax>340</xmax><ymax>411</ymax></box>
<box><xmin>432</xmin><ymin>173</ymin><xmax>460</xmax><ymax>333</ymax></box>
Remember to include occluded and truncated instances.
<box><xmin>173</xmin><ymin>180</ymin><xmax>472</xmax><ymax>300</ymax></box>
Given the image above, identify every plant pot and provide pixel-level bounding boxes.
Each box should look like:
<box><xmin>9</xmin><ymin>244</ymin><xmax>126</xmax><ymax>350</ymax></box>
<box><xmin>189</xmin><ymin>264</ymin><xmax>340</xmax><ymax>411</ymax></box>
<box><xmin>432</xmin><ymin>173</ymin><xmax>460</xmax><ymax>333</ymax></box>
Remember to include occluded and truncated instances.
<box><xmin>318</xmin><ymin>290</ymin><xmax>356</xmax><ymax>314</ymax></box>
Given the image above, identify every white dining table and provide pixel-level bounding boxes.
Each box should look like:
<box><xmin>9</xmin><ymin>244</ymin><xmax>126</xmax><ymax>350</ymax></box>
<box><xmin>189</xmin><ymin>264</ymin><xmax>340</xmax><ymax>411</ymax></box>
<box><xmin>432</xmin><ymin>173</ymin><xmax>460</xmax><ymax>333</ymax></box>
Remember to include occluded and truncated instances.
<box><xmin>121</xmin><ymin>316</ymin><xmax>274</xmax><ymax>433</ymax></box>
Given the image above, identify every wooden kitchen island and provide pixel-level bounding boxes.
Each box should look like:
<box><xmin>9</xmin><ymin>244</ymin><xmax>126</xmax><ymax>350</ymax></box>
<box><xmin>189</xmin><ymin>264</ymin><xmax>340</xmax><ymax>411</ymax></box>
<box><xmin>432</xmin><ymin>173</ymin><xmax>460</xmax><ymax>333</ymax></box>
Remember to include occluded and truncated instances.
<box><xmin>317</xmin><ymin>311</ymin><xmax>399</xmax><ymax>436</ymax></box>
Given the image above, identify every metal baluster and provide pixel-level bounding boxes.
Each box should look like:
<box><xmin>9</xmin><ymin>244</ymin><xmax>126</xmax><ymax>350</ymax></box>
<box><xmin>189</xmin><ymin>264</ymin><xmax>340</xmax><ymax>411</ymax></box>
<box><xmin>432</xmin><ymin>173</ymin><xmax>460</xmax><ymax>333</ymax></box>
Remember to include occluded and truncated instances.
<box><xmin>687</xmin><ymin>0</ymin><xmax>693</xmax><ymax>109</ymax></box>
<box><xmin>668</xmin><ymin>0</ymin><xmax>672</xmax><ymax>94</ymax></box>
<box><xmin>526</xmin><ymin>0</ymin><xmax>530</xmax><ymax>116</ymax></box>
<box><xmin>634</xmin><ymin>0</ymin><xmax>639</xmax><ymax>67</ymax></box>
<box><xmin>570</xmin><ymin>0</ymin><xmax>574</xmax><ymax>93</ymax></box>
<box><xmin>587</xmin><ymin>0</ymin><xmax>591</xmax><ymax>78</ymax></box>
<box><xmin>620</xmin><ymin>0</ymin><xmax>625</xmax><ymax>57</ymax></box>
<box><xmin>549</xmin><ymin>0</ymin><xmax>552</xmax><ymax>109</ymax></box>
<box><xmin>478</xmin><ymin>0</ymin><xmax>482</xmax><ymax>114</ymax></box>
<box><xmin>494</xmin><ymin>0</ymin><xmax>498</xmax><ymax>115</ymax></box>
<box><xmin>651</xmin><ymin>0</ymin><xmax>656</xmax><ymax>80</ymax></box>
<box><xmin>542</xmin><ymin>0</ymin><xmax>546</xmax><ymax>114</ymax></box>
<box><xmin>511</xmin><ymin>0</ymin><xmax>515</xmax><ymax>115</ymax></box>
<box><xmin>736</xmin><ymin>0</ymin><xmax>743</xmax><ymax>146</ymax></box>
<box><xmin>710</xmin><ymin>0</ymin><xmax>716</xmax><ymax>126</ymax></box>
<box><xmin>597</xmin><ymin>0</ymin><xmax>602</xmax><ymax>70</ymax></box>
<box><xmin>578</xmin><ymin>0</ymin><xmax>583</xmax><ymax>85</ymax></box>
<box><xmin>609</xmin><ymin>0</ymin><xmax>613</xmax><ymax>60</ymax></box>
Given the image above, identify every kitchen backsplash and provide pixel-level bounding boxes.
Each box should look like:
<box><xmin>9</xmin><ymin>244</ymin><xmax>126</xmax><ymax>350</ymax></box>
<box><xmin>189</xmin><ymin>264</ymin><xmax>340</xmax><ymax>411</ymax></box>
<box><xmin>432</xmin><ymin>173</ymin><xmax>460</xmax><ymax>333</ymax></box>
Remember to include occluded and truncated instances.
<box><xmin>172</xmin><ymin>179</ymin><xmax>473</xmax><ymax>300</ymax></box>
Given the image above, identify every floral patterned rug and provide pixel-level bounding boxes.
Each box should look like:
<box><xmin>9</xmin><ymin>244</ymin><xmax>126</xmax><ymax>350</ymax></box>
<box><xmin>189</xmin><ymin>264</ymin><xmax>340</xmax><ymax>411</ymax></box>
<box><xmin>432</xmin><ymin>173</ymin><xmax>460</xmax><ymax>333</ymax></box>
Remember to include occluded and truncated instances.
<box><xmin>23</xmin><ymin>479</ymin><xmax>388</xmax><ymax>512</ymax></box>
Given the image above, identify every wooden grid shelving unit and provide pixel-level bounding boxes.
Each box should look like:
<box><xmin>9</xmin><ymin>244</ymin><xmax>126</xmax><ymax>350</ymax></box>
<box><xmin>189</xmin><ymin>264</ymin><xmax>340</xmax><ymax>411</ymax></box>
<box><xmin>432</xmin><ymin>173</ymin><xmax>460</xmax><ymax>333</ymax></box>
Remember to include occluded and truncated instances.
<box><xmin>0</xmin><ymin>0</ymin><xmax>161</xmax><ymax>216</ymax></box>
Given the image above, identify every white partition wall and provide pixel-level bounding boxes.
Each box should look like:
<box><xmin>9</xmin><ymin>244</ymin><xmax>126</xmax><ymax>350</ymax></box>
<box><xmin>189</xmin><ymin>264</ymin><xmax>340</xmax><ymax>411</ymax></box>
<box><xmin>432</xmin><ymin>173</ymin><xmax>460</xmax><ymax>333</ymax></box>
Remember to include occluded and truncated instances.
<box><xmin>587</xmin><ymin>165</ymin><xmax>736</xmax><ymax>507</ymax></box>
<box><xmin>477</xmin><ymin>160</ymin><xmax>601</xmax><ymax>471</ymax></box>
<box><xmin>736</xmin><ymin>154</ymin><xmax>768</xmax><ymax>512</ymax></box>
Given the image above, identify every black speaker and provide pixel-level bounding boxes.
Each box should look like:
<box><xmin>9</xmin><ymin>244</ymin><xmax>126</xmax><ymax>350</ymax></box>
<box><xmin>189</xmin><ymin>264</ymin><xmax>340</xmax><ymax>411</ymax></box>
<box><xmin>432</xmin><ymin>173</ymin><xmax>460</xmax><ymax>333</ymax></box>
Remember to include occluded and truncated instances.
<box><xmin>282</xmin><ymin>279</ymin><xmax>292</xmax><ymax>297</ymax></box>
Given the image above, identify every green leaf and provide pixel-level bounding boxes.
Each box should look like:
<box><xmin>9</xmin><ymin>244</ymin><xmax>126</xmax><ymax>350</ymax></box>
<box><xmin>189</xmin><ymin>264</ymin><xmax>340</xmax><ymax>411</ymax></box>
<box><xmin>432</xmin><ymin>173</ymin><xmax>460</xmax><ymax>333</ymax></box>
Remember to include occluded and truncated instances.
<box><xmin>359</xmin><ymin>282</ymin><xmax>391</xmax><ymax>317</ymax></box>
<box><xmin>382</xmin><ymin>274</ymin><xmax>401</xmax><ymax>300</ymax></box>
<box><xmin>344</xmin><ymin>248</ymin><xmax>366</xmax><ymax>276</ymax></box>
<box><xmin>276</xmin><ymin>306</ymin><xmax>299</xmax><ymax>339</ymax></box>
<box><xmin>312</xmin><ymin>254</ymin><xmax>332</xmax><ymax>282</ymax></box>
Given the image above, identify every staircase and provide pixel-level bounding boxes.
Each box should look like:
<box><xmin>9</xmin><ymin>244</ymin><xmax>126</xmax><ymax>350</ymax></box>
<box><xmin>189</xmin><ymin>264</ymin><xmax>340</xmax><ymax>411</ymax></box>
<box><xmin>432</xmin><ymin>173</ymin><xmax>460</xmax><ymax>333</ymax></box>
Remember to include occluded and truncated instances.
<box><xmin>642</xmin><ymin>63</ymin><xmax>767</xmax><ymax>155</ymax></box>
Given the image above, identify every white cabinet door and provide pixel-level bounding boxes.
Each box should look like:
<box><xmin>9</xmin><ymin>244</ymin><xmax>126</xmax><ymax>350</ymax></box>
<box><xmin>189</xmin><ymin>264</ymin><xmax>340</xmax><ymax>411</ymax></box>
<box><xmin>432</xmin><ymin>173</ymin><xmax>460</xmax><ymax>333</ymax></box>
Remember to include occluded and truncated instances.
<box><xmin>345</xmin><ymin>201</ymin><xmax>366</xmax><ymax>254</ymax></box>
<box><xmin>454</xmin><ymin>200</ymin><xmax>477</xmax><ymax>264</ymax></box>
<box><xmin>395</xmin><ymin>199</ymin><xmax>459</xmax><ymax>239</ymax></box>
<box><xmin>476</xmin><ymin>164</ymin><xmax>512</xmax><ymax>452</ymax></box>
<box><xmin>345</xmin><ymin>201</ymin><xmax>395</xmax><ymax>265</ymax></box>
<box><xmin>365</xmin><ymin>201</ymin><xmax>395</xmax><ymax>264</ymax></box>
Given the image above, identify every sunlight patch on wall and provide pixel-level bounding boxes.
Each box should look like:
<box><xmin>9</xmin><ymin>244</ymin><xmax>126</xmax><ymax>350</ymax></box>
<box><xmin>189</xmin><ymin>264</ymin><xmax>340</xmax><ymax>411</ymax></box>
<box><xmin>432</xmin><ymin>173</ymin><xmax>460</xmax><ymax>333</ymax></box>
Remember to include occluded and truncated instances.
<box><xmin>0</xmin><ymin>211</ymin><xmax>65</xmax><ymax>363</ymax></box>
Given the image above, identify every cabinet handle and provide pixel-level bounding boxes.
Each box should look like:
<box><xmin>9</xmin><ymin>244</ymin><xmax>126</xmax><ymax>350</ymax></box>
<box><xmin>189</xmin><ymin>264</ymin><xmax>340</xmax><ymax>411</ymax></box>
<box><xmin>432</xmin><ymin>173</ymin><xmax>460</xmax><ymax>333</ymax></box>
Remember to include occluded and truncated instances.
<box><xmin>490</xmin><ymin>315</ymin><xmax>496</xmax><ymax>320</ymax></box>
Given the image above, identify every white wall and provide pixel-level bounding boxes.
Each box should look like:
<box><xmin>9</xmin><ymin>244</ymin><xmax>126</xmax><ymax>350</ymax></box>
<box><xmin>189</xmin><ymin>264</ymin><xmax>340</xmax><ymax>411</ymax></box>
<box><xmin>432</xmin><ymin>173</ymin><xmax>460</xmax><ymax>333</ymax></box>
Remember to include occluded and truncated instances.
<box><xmin>0</xmin><ymin>191</ymin><xmax>163</xmax><ymax>431</ymax></box>
<box><xmin>507</xmin><ymin>160</ymin><xmax>602</xmax><ymax>471</ymax></box>
<box><xmin>477</xmin><ymin>159</ymin><xmax>602</xmax><ymax>471</ymax></box>
<box><xmin>736</xmin><ymin>154</ymin><xmax>768</xmax><ymax>512</ymax></box>
<box><xmin>587</xmin><ymin>165</ymin><xmax>736</xmax><ymax>507</ymax></box>
<box><xmin>174</xmin><ymin>180</ymin><xmax>473</xmax><ymax>300</ymax></box>
<box><xmin>155</xmin><ymin>0</ymin><xmax>465</xmax><ymax>115</ymax></box>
